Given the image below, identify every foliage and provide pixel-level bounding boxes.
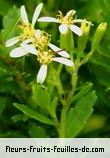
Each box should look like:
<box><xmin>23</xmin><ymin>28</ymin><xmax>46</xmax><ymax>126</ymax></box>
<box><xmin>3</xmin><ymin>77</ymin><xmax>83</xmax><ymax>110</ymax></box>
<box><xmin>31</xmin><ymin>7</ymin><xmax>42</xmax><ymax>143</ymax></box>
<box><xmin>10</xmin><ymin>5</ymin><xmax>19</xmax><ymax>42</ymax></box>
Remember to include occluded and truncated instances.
<box><xmin>0</xmin><ymin>0</ymin><xmax>110</xmax><ymax>138</ymax></box>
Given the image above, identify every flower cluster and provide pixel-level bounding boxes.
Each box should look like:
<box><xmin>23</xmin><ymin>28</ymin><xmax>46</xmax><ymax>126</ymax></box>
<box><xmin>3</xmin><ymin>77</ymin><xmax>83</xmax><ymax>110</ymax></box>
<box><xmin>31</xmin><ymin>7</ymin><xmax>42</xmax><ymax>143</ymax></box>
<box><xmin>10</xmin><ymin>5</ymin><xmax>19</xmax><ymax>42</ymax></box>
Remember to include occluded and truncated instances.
<box><xmin>5</xmin><ymin>3</ymin><xmax>89</xmax><ymax>84</ymax></box>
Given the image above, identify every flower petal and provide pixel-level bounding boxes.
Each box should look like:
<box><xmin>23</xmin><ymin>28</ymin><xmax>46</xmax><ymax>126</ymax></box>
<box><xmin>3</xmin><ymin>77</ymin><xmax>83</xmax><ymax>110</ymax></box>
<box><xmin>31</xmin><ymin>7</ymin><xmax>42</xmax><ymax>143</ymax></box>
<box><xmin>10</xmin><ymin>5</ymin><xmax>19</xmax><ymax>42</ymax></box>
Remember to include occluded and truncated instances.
<box><xmin>10</xmin><ymin>47</ymin><xmax>28</xmax><ymax>58</ymax></box>
<box><xmin>73</xmin><ymin>19</ymin><xmax>84</xmax><ymax>23</ymax></box>
<box><xmin>21</xmin><ymin>43</ymin><xmax>37</xmax><ymax>55</ymax></box>
<box><xmin>66</xmin><ymin>10</ymin><xmax>76</xmax><ymax>17</ymax></box>
<box><xmin>5</xmin><ymin>37</ymin><xmax>19</xmax><ymax>47</ymax></box>
<box><xmin>35</xmin><ymin>29</ymin><xmax>41</xmax><ymax>38</ymax></box>
<box><xmin>38</xmin><ymin>17</ymin><xmax>58</xmax><ymax>23</ymax></box>
<box><xmin>74</xmin><ymin>19</ymin><xmax>93</xmax><ymax>26</ymax></box>
<box><xmin>22</xmin><ymin>38</ymin><xmax>33</xmax><ymax>44</ymax></box>
<box><xmin>37</xmin><ymin>64</ymin><xmax>47</xmax><ymax>84</ymax></box>
<box><xmin>20</xmin><ymin>5</ymin><xmax>29</xmax><ymax>24</ymax></box>
<box><xmin>59</xmin><ymin>24</ymin><xmax>69</xmax><ymax>34</ymax></box>
<box><xmin>53</xmin><ymin>57</ymin><xmax>74</xmax><ymax>66</ymax></box>
<box><xmin>48</xmin><ymin>43</ymin><xmax>70</xmax><ymax>58</ymax></box>
<box><xmin>32</xmin><ymin>3</ymin><xmax>43</xmax><ymax>26</ymax></box>
<box><xmin>69</xmin><ymin>24</ymin><xmax>83</xmax><ymax>36</ymax></box>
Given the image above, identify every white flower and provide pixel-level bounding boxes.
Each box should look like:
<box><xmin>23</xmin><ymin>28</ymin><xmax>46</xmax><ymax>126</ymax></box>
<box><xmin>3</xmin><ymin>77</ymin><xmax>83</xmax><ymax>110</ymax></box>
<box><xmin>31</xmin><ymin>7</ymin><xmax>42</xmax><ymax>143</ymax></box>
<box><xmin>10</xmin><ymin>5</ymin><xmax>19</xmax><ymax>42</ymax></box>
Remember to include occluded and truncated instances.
<box><xmin>30</xmin><ymin>29</ymin><xmax>70</xmax><ymax>58</ymax></box>
<box><xmin>38</xmin><ymin>10</ymin><xmax>84</xmax><ymax>35</ymax></box>
<box><xmin>37</xmin><ymin>56</ymin><xmax>73</xmax><ymax>84</ymax></box>
<box><xmin>5</xmin><ymin>3</ymin><xmax>43</xmax><ymax>47</ymax></box>
<box><xmin>9</xmin><ymin>29</ymin><xmax>70</xmax><ymax>58</ymax></box>
<box><xmin>21</xmin><ymin>43</ymin><xmax>74</xmax><ymax>84</ymax></box>
<box><xmin>10</xmin><ymin>44</ymin><xmax>37</xmax><ymax>58</ymax></box>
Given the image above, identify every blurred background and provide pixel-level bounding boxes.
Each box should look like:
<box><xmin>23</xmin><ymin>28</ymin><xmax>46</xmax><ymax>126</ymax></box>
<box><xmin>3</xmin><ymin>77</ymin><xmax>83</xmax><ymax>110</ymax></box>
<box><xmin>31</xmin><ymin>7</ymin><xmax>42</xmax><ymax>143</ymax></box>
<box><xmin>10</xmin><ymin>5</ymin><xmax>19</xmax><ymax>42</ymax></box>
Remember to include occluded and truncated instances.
<box><xmin>0</xmin><ymin>0</ymin><xmax>110</xmax><ymax>138</ymax></box>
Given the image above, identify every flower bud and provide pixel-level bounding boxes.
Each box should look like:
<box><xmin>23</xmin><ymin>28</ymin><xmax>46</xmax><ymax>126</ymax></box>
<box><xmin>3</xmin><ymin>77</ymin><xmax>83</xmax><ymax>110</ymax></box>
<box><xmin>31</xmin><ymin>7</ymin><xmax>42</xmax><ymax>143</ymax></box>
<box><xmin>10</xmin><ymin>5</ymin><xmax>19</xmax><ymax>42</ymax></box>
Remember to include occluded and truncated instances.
<box><xmin>78</xmin><ymin>20</ymin><xmax>91</xmax><ymax>52</ymax></box>
<box><xmin>92</xmin><ymin>22</ymin><xmax>107</xmax><ymax>51</ymax></box>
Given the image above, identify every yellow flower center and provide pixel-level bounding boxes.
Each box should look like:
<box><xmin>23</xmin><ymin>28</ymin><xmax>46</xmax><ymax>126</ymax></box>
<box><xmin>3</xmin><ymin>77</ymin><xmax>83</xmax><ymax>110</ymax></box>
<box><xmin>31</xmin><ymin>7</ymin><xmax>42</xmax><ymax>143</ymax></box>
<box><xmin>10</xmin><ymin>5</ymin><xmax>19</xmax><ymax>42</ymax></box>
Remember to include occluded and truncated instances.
<box><xmin>18</xmin><ymin>23</ymin><xmax>35</xmax><ymax>41</ymax></box>
<box><xmin>34</xmin><ymin>30</ymin><xmax>51</xmax><ymax>50</ymax></box>
<box><xmin>38</xmin><ymin>50</ymin><xmax>54</xmax><ymax>64</ymax></box>
<box><xmin>57</xmin><ymin>10</ymin><xmax>76</xmax><ymax>25</ymax></box>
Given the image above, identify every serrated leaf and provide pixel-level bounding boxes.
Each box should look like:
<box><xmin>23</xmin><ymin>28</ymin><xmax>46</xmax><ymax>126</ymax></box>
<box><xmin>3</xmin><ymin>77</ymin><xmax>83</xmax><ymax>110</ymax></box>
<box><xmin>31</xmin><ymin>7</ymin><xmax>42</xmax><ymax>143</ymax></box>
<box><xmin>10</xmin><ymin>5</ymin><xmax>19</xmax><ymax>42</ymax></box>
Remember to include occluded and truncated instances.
<box><xmin>28</xmin><ymin>123</ymin><xmax>47</xmax><ymax>138</ymax></box>
<box><xmin>66</xmin><ymin>91</ymin><xmax>97</xmax><ymax>137</ymax></box>
<box><xmin>13</xmin><ymin>103</ymin><xmax>54</xmax><ymax>125</ymax></box>
<box><xmin>32</xmin><ymin>84</ymin><xmax>51</xmax><ymax>109</ymax></box>
<box><xmin>1</xmin><ymin>6</ymin><xmax>20</xmax><ymax>41</ymax></box>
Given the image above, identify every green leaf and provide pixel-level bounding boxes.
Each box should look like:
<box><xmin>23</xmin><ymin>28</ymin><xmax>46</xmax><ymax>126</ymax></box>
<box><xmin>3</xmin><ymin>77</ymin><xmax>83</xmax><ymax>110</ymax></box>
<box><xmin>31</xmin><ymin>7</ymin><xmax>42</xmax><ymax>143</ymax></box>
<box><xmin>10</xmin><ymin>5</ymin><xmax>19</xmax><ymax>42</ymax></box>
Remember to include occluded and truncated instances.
<box><xmin>1</xmin><ymin>6</ymin><xmax>20</xmax><ymax>41</ymax></box>
<box><xmin>28</xmin><ymin>123</ymin><xmax>48</xmax><ymax>138</ymax></box>
<box><xmin>13</xmin><ymin>103</ymin><xmax>54</xmax><ymax>125</ymax></box>
<box><xmin>32</xmin><ymin>84</ymin><xmax>51</xmax><ymax>109</ymax></box>
<box><xmin>73</xmin><ymin>82</ymin><xmax>93</xmax><ymax>102</ymax></box>
<box><xmin>11</xmin><ymin>114</ymin><xmax>28</xmax><ymax>123</ymax></box>
<box><xmin>66</xmin><ymin>91</ymin><xmax>97</xmax><ymax>137</ymax></box>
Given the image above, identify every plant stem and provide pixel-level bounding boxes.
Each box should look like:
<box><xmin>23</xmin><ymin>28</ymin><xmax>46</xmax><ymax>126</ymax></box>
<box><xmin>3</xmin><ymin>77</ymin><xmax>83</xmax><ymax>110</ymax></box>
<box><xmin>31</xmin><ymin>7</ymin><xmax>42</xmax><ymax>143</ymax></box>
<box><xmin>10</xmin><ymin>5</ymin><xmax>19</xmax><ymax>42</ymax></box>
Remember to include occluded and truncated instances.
<box><xmin>57</xmin><ymin>57</ymin><xmax>80</xmax><ymax>137</ymax></box>
<box><xmin>80</xmin><ymin>50</ymin><xmax>94</xmax><ymax>66</ymax></box>
<box><xmin>59</xmin><ymin>105</ymin><xmax>68</xmax><ymax>137</ymax></box>
<box><xmin>67</xmin><ymin>72</ymin><xmax>78</xmax><ymax>105</ymax></box>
